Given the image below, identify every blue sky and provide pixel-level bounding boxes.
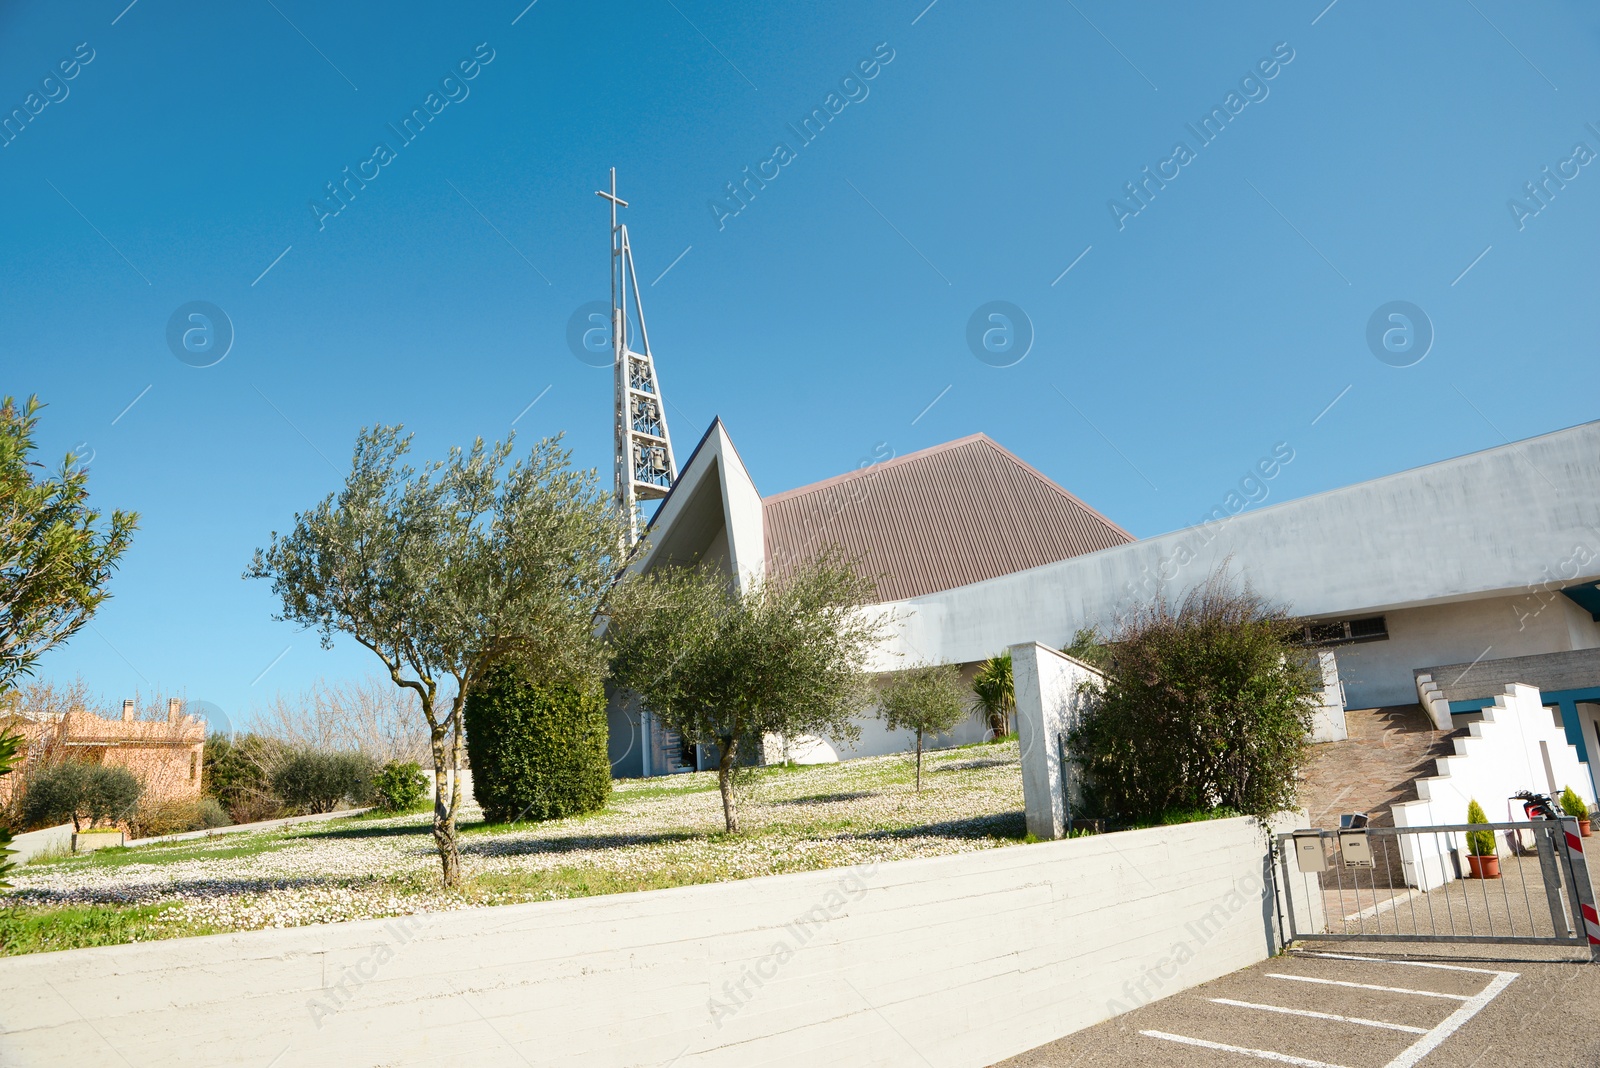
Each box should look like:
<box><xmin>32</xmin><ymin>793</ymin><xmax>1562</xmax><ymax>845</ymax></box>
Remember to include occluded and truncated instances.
<box><xmin>3</xmin><ymin>0</ymin><xmax>1598</xmax><ymax>725</ymax></box>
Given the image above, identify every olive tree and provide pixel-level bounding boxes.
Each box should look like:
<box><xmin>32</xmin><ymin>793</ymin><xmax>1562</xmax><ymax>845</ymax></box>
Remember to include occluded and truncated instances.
<box><xmin>0</xmin><ymin>395</ymin><xmax>137</xmax><ymax>689</ymax></box>
<box><xmin>20</xmin><ymin>761</ymin><xmax>142</xmax><ymax>832</ymax></box>
<box><xmin>1069</xmin><ymin>573</ymin><xmax>1318</xmax><ymax>823</ymax></box>
<box><xmin>271</xmin><ymin>750</ymin><xmax>377</xmax><ymax>813</ymax></box>
<box><xmin>878</xmin><ymin>662</ymin><xmax>968</xmax><ymax>791</ymax></box>
<box><xmin>247</xmin><ymin>427</ymin><xmax>628</xmax><ymax>886</ymax></box>
<box><xmin>607</xmin><ymin>556</ymin><xmax>884</xmax><ymax>833</ymax></box>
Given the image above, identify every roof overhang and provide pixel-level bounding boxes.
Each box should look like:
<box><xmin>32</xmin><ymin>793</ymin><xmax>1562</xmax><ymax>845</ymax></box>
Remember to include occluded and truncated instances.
<box><xmin>632</xmin><ymin>418</ymin><xmax>766</xmax><ymax>590</ymax></box>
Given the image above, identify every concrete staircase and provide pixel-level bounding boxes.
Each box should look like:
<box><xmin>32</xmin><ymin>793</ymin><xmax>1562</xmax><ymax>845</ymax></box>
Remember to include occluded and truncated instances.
<box><xmin>1298</xmin><ymin>704</ymin><xmax>1465</xmax><ymax>829</ymax></box>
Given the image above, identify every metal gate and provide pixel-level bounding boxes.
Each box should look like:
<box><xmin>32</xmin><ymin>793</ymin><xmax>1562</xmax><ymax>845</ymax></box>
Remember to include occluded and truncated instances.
<box><xmin>1275</xmin><ymin>819</ymin><xmax>1600</xmax><ymax>959</ymax></box>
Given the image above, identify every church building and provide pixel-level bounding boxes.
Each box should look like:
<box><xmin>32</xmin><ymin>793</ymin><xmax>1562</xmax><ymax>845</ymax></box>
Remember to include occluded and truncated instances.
<box><xmin>607</xmin><ymin>414</ymin><xmax>1600</xmax><ymax>787</ymax></box>
<box><xmin>590</xmin><ymin>171</ymin><xmax>1600</xmax><ymax>788</ymax></box>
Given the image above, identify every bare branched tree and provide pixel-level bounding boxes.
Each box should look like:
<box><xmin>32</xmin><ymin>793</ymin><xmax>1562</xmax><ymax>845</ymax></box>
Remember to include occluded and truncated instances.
<box><xmin>249</xmin><ymin>676</ymin><xmax>432</xmax><ymax>765</ymax></box>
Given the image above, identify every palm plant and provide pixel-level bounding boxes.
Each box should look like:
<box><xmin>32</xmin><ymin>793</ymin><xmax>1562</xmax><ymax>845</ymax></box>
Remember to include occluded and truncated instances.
<box><xmin>972</xmin><ymin>653</ymin><xmax>1014</xmax><ymax>739</ymax></box>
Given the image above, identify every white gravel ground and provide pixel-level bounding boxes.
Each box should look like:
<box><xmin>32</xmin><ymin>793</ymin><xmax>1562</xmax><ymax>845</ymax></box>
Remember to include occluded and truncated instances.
<box><xmin>2</xmin><ymin>741</ymin><xmax>1026</xmax><ymax>937</ymax></box>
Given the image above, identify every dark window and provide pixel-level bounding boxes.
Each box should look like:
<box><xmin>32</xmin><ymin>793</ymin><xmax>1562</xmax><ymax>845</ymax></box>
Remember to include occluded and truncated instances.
<box><xmin>1346</xmin><ymin>617</ymin><xmax>1388</xmax><ymax>640</ymax></box>
<box><xmin>1297</xmin><ymin>616</ymin><xmax>1388</xmax><ymax>646</ymax></box>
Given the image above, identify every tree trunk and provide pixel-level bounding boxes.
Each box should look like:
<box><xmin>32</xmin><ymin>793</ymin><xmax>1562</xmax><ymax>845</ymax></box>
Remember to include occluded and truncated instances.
<box><xmin>716</xmin><ymin>736</ymin><xmax>739</xmax><ymax>833</ymax></box>
<box><xmin>915</xmin><ymin>729</ymin><xmax>923</xmax><ymax>792</ymax></box>
<box><xmin>429</xmin><ymin>724</ymin><xmax>461</xmax><ymax>888</ymax></box>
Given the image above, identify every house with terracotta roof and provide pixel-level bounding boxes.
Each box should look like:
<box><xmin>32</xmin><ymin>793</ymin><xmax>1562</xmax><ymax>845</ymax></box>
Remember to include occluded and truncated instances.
<box><xmin>609</xmin><ymin>418</ymin><xmax>1600</xmax><ymax>791</ymax></box>
<box><xmin>0</xmin><ymin>698</ymin><xmax>206</xmax><ymax>810</ymax></box>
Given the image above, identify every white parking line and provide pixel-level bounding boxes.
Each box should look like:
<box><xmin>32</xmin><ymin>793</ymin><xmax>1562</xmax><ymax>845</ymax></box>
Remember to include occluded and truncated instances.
<box><xmin>1143</xmin><ymin>955</ymin><xmax>1520</xmax><ymax>1068</ymax></box>
<box><xmin>1266</xmin><ymin>973</ymin><xmax>1470</xmax><ymax>1000</ymax></box>
<box><xmin>1292</xmin><ymin>954</ymin><xmax>1520</xmax><ymax>1068</ymax></box>
<box><xmin>1140</xmin><ymin>1030</ymin><xmax>1351</xmax><ymax>1067</ymax></box>
<box><xmin>1209</xmin><ymin>998</ymin><xmax>1428</xmax><ymax>1034</ymax></box>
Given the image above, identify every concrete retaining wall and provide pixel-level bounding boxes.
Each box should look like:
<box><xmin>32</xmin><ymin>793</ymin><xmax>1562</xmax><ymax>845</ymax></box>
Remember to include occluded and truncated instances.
<box><xmin>0</xmin><ymin>817</ymin><xmax>1284</xmax><ymax>1068</ymax></box>
<box><xmin>7</xmin><ymin>822</ymin><xmax>73</xmax><ymax>865</ymax></box>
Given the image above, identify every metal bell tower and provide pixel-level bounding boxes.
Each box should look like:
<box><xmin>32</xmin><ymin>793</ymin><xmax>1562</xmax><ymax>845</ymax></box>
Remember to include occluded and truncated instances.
<box><xmin>596</xmin><ymin>168</ymin><xmax>677</xmax><ymax>544</ymax></box>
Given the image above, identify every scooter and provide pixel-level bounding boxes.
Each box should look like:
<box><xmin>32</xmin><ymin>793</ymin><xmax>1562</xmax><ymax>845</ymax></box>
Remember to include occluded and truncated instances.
<box><xmin>1512</xmin><ymin>790</ymin><xmax>1564</xmax><ymax>822</ymax></box>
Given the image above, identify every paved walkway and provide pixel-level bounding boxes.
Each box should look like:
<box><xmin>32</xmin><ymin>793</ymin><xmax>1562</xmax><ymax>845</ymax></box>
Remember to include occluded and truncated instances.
<box><xmin>1299</xmin><ymin>705</ymin><xmax>1462</xmax><ymax>831</ymax></box>
<box><xmin>130</xmin><ymin>806</ymin><xmax>373</xmax><ymax>846</ymax></box>
<box><xmin>994</xmin><ymin>944</ymin><xmax>1600</xmax><ymax>1067</ymax></box>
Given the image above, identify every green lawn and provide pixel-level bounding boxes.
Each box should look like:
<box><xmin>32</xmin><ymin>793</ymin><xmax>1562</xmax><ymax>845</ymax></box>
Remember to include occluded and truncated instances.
<box><xmin>1</xmin><ymin>739</ymin><xmax>1026</xmax><ymax>956</ymax></box>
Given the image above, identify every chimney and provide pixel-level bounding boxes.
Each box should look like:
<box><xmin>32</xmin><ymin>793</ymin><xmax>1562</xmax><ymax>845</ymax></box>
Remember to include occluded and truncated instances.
<box><xmin>168</xmin><ymin>698</ymin><xmax>182</xmax><ymax>723</ymax></box>
<box><xmin>122</xmin><ymin>699</ymin><xmax>135</xmax><ymax>722</ymax></box>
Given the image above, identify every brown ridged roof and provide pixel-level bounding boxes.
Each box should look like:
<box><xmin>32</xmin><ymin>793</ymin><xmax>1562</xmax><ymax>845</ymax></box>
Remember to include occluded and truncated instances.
<box><xmin>762</xmin><ymin>434</ymin><xmax>1133</xmax><ymax>602</ymax></box>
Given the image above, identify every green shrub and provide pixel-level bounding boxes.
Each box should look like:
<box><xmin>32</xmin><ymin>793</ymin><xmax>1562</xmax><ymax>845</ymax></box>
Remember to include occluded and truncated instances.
<box><xmin>270</xmin><ymin>750</ymin><xmax>377</xmax><ymax>814</ymax></box>
<box><xmin>372</xmin><ymin>761</ymin><xmax>429</xmax><ymax>812</ymax></box>
<box><xmin>1062</xmin><ymin>627</ymin><xmax>1113</xmax><ymax>670</ymax></box>
<box><xmin>20</xmin><ymin>762</ymin><xmax>142</xmax><ymax>831</ymax></box>
<box><xmin>124</xmin><ymin>795</ymin><xmax>234</xmax><ymax>838</ymax></box>
<box><xmin>1068</xmin><ymin>574</ymin><xmax>1319</xmax><ymax>823</ymax></box>
<box><xmin>465</xmin><ymin>666</ymin><xmax>611</xmax><ymax>824</ymax></box>
<box><xmin>1466</xmin><ymin>799</ymin><xmax>1497</xmax><ymax>857</ymax></box>
<box><xmin>204</xmin><ymin>733</ymin><xmax>286</xmax><ymax>824</ymax></box>
<box><xmin>197</xmin><ymin>796</ymin><xmax>232</xmax><ymax>828</ymax></box>
<box><xmin>0</xmin><ymin>730</ymin><xmax>19</xmax><ymax>888</ymax></box>
<box><xmin>1560</xmin><ymin>786</ymin><xmax>1589</xmax><ymax>821</ymax></box>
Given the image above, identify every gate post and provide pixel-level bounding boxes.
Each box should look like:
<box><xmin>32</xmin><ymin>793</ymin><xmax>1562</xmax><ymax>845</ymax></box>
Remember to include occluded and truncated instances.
<box><xmin>1556</xmin><ymin>816</ymin><xmax>1600</xmax><ymax>962</ymax></box>
<box><xmin>1010</xmin><ymin>643</ymin><xmax>1102</xmax><ymax>841</ymax></box>
<box><xmin>1535</xmin><ymin>824</ymin><xmax>1572</xmax><ymax>938</ymax></box>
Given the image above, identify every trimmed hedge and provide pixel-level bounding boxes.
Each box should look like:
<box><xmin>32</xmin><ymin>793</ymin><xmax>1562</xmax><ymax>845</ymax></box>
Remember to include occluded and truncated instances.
<box><xmin>464</xmin><ymin>666</ymin><xmax>611</xmax><ymax>824</ymax></box>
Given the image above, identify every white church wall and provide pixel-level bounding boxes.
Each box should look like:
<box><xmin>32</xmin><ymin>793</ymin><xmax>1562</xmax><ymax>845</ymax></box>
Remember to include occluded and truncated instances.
<box><xmin>714</xmin><ymin>427</ymin><xmax>767</xmax><ymax>589</ymax></box>
<box><xmin>874</xmin><ymin>422</ymin><xmax>1600</xmax><ymax>712</ymax></box>
<box><xmin>1333</xmin><ymin>592</ymin><xmax>1582</xmax><ymax>709</ymax></box>
<box><xmin>827</xmin><ymin>660</ymin><xmax>992</xmax><ymax>763</ymax></box>
<box><xmin>0</xmin><ymin>817</ymin><xmax>1286</xmax><ymax>1068</ymax></box>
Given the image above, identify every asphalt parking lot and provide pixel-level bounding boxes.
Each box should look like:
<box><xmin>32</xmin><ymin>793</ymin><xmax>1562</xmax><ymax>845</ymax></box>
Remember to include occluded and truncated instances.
<box><xmin>995</xmin><ymin>943</ymin><xmax>1600</xmax><ymax>1067</ymax></box>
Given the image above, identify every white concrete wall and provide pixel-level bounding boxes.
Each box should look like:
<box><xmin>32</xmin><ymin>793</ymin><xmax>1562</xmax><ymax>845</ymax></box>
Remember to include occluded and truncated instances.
<box><xmin>1393</xmin><ymin>683</ymin><xmax>1596</xmax><ymax>889</ymax></box>
<box><xmin>8</xmin><ymin>823</ymin><xmax>73</xmax><ymax>865</ymax></box>
<box><xmin>0</xmin><ymin>818</ymin><xmax>1283</xmax><ymax>1068</ymax></box>
<box><xmin>874</xmin><ymin>422</ymin><xmax>1600</xmax><ymax>703</ymax></box>
<box><xmin>1335</xmin><ymin>593</ymin><xmax>1591</xmax><ymax>709</ymax></box>
<box><xmin>1012</xmin><ymin>644</ymin><xmax>1103</xmax><ymax>839</ymax></box>
<box><xmin>1564</xmin><ymin>596</ymin><xmax>1600</xmax><ymax>651</ymax></box>
<box><xmin>1308</xmin><ymin>650</ymin><xmax>1348</xmax><ymax>742</ymax></box>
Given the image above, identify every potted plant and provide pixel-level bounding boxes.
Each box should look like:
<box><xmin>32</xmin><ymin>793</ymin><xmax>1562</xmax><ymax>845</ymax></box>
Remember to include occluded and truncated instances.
<box><xmin>1560</xmin><ymin>786</ymin><xmax>1592</xmax><ymax>837</ymax></box>
<box><xmin>1465</xmin><ymin>799</ymin><xmax>1500</xmax><ymax>878</ymax></box>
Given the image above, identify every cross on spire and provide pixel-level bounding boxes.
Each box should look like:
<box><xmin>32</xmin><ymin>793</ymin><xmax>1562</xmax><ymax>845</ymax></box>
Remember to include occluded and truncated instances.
<box><xmin>596</xmin><ymin>167</ymin><xmax>676</xmax><ymax>545</ymax></box>
<box><xmin>594</xmin><ymin>167</ymin><xmax>629</xmax><ymax>236</ymax></box>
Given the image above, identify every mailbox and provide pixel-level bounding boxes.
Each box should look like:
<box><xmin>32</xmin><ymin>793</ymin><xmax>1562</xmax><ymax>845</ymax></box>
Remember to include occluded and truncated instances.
<box><xmin>1292</xmin><ymin>831</ymin><xmax>1329</xmax><ymax>873</ymax></box>
<box><xmin>1339</xmin><ymin>829</ymin><xmax>1375</xmax><ymax>867</ymax></box>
